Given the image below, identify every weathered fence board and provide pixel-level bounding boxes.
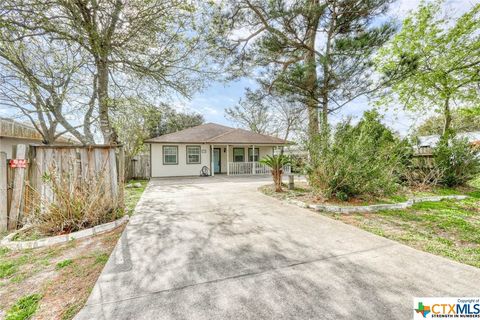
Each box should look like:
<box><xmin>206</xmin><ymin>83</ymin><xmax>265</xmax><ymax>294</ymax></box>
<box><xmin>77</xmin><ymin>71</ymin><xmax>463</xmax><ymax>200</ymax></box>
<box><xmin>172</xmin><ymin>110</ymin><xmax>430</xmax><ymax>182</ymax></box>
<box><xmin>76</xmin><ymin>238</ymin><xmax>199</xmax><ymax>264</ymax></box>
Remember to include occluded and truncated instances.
<box><xmin>8</xmin><ymin>144</ymin><xmax>27</xmax><ymax>230</ymax></box>
<box><xmin>0</xmin><ymin>152</ymin><xmax>7</xmax><ymax>232</ymax></box>
<box><xmin>1</xmin><ymin>144</ymin><xmax>125</xmax><ymax>231</ymax></box>
<box><xmin>126</xmin><ymin>154</ymin><xmax>150</xmax><ymax>180</ymax></box>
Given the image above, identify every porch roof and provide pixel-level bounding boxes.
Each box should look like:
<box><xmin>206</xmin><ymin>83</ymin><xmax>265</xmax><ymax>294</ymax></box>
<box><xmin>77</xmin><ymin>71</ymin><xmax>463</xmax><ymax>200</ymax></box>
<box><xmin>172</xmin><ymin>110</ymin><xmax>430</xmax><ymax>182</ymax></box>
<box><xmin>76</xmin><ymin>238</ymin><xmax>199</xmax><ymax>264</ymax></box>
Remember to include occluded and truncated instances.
<box><xmin>145</xmin><ymin>123</ymin><xmax>290</xmax><ymax>145</ymax></box>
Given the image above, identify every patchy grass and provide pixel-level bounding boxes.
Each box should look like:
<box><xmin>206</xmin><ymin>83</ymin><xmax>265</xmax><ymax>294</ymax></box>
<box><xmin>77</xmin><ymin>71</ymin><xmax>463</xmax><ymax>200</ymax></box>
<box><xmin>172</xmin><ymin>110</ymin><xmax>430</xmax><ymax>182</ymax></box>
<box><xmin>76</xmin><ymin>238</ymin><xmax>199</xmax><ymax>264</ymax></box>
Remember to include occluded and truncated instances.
<box><xmin>0</xmin><ymin>227</ymin><xmax>124</xmax><ymax>319</ymax></box>
<box><xmin>469</xmin><ymin>175</ymin><xmax>480</xmax><ymax>189</ymax></box>
<box><xmin>124</xmin><ymin>180</ymin><xmax>148</xmax><ymax>215</ymax></box>
<box><xmin>323</xmin><ymin>197</ymin><xmax>480</xmax><ymax>268</ymax></box>
<box><xmin>5</xmin><ymin>293</ymin><xmax>42</xmax><ymax>320</ymax></box>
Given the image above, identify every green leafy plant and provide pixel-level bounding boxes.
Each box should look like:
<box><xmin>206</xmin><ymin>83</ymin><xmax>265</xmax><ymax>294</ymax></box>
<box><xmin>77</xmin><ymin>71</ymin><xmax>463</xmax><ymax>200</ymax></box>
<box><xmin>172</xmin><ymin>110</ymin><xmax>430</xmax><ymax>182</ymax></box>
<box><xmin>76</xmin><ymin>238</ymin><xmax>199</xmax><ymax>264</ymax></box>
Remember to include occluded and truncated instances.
<box><xmin>308</xmin><ymin>111</ymin><xmax>409</xmax><ymax>200</ymax></box>
<box><xmin>375</xmin><ymin>2</ymin><xmax>480</xmax><ymax>137</ymax></box>
<box><xmin>433</xmin><ymin>137</ymin><xmax>480</xmax><ymax>187</ymax></box>
<box><xmin>260</xmin><ymin>155</ymin><xmax>292</xmax><ymax>192</ymax></box>
<box><xmin>6</xmin><ymin>294</ymin><xmax>42</xmax><ymax>320</ymax></box>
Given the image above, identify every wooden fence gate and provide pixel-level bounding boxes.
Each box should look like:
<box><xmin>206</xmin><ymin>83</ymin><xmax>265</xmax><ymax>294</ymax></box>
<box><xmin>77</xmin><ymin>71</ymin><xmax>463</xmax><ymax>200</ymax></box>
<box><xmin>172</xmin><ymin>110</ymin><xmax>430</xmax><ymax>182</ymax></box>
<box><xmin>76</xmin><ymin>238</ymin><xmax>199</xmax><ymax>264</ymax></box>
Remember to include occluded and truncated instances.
<box><xmin>1</xmin><ymin>144</ymin><xmax>124</xmax><ymax>232</ymax></box>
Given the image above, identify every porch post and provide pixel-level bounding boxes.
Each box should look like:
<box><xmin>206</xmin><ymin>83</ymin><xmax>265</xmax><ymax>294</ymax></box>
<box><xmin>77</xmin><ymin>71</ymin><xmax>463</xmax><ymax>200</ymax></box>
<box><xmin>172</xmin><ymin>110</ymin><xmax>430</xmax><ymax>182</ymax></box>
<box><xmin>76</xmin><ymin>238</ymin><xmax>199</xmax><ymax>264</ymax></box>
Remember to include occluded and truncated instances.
<box><xmin>252</xmin><ymin>144</ymin><xmax>255</xmax><ymax>175</ymax></box>
<box><xmin>211</xmin><ymin>145</ymin><xmax>214</xmax><ymax>176</ymax></box>
<box><xmin>226</xmin><ymin>145</ymin><xmax>230</xmax><ymax>175</ymax></box>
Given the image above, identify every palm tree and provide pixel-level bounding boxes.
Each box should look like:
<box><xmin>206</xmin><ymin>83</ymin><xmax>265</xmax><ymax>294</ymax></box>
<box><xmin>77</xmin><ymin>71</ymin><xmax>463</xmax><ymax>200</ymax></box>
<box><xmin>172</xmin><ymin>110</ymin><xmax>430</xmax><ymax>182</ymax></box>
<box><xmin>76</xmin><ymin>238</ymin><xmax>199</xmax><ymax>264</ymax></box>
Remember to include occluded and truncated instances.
<box><xmin>260</xmin><ymin>155</ymin><xmax>291</xmax><ymax>192</ymax></box>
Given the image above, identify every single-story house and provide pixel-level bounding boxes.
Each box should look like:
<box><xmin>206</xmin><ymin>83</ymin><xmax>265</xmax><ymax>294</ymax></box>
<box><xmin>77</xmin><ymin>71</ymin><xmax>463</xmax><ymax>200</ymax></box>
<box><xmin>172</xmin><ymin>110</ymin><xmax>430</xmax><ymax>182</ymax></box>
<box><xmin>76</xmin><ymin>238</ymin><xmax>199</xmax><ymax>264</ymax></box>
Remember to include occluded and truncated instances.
<box><xmin>145</xmin><ymin>123</ymin><xmax>290</xmax><ymax>177</ymax></box>
<box><xmin>0</xmin><ymin>117</ymin><xmax>76</xmax><ymax>158</ymax></box>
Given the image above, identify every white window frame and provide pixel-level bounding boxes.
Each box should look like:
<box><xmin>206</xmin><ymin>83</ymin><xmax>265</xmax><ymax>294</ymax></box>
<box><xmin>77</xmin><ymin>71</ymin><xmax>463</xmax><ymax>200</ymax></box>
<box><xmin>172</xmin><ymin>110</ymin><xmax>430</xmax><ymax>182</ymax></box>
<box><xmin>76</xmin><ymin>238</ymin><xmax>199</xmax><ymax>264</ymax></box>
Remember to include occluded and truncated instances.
<box><xmin>233</xmin><ymin>148</ymin><xmax>245</xmax><ymax>162</ymax></box>
<box><xmin>186</xmin><ymin>145</ymin><xmax>201</xmax><ymax>164</ymax></box>
<box><xmin>163</xmin><ymin>145</ymin><xmax>178</xmax><ymax>165</ymax></box>
<box><xmin>248</xmin><ymin>148</ymin><xmax>260</xmax><ymax>162</ymax></box>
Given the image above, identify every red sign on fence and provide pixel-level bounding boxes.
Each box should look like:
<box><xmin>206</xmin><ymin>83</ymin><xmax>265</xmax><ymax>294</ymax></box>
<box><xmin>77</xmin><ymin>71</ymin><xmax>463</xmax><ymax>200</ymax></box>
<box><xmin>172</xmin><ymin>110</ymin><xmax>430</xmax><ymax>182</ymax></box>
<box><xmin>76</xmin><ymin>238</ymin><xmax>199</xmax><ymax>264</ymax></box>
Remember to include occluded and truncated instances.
<box><xmin>9</xmin><ymin>159</ymin><xmax>27</xmax><ymax>168</ymax></box>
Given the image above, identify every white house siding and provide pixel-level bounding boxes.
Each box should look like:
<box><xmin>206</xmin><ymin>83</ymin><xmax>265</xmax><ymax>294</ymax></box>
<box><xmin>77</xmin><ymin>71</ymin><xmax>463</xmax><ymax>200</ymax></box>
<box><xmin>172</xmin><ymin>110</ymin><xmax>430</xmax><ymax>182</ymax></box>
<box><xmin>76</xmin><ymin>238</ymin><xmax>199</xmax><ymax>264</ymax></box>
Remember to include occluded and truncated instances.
<box><xmin>150</xmin><ymin>143</ymin><xmax>211</xmax><ymax>177</ymax></box>
<box><xmin>150</xmin><ymin>144</ymin><xmax>276</xmax><ymax>177</ymax></box>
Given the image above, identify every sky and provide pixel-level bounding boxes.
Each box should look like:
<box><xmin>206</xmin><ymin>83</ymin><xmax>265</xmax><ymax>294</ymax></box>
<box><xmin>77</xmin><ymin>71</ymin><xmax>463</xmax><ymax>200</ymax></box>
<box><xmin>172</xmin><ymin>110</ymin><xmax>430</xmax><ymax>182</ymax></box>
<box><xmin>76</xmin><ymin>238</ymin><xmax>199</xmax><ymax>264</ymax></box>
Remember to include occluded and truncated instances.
<box><xmin>173</xmin><ymin>0</ymin><xmax>477</xmax><ymax>137</ymax></box>
<box><xmin>0</xmin><ymin>0</ymin><xmax>476</xmax><ymax>137</ymax></box>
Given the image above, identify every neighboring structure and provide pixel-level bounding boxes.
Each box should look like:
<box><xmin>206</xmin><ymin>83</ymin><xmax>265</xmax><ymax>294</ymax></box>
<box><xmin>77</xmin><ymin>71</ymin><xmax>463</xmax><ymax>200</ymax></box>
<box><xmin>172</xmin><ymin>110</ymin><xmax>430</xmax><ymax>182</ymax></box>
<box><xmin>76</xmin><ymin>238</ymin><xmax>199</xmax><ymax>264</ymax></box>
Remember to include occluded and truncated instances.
<box><xmin>145</xmin><ymin>123</ymin><xmax>290</xmax><ymax>177</ymax></box>
<box><xmin>417</xmin><ymin>131</ymin><xmax>480</xmax><ymax>148</ymax></box>
<box><xmin>0</xmin><ymin>117</ymin><xmax>76</xmax><ymax>158</ymax></box>
<box><xmin>416</xmin><ymin>131</ymin><xmax>480</xmax><ymax>154</ymax></box>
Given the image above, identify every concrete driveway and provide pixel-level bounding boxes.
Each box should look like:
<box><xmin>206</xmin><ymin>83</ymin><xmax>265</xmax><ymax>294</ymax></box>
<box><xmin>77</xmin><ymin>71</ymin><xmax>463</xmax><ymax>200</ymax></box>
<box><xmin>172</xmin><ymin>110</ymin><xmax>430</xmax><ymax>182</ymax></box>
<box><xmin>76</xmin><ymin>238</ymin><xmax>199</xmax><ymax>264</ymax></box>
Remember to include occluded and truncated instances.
<box><xmin>76</xmin><ymin>176</ymin><xmax>480</xmax><ymax>320</ymax></box>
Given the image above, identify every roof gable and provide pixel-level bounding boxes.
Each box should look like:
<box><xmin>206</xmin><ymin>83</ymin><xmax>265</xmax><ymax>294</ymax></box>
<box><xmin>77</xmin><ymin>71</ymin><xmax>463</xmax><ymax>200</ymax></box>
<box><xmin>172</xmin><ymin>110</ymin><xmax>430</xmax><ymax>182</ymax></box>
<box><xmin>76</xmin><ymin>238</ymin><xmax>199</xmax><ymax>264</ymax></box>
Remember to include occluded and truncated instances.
<box><xmin>145</xmin><ymin>123</ymin><xmax>288</xmax><ymax>145</ymax></box>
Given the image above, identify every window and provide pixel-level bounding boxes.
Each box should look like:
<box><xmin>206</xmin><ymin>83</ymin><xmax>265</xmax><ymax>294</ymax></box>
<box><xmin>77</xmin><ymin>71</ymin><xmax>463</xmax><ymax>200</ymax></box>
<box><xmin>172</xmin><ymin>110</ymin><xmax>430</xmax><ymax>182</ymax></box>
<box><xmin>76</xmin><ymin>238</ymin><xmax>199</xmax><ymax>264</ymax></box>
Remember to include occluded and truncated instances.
<box><xmin>186</xmin><ymin>145</ymin><xmax>201</xmax><ymax>164</ymax></box>
<box><xmin>233</xmin><ymin>148</ymin><xmax>244</xmax><ymax>162</ymax></box>
<box><xmin>248</xmin><ymin>148</ymin><xmax>260</xmax><ymax>162</ymax></box>
<box><xmin>163</xmin><ymin>146</ymin><xmax>178</xmax><ymax>165</ymax></box>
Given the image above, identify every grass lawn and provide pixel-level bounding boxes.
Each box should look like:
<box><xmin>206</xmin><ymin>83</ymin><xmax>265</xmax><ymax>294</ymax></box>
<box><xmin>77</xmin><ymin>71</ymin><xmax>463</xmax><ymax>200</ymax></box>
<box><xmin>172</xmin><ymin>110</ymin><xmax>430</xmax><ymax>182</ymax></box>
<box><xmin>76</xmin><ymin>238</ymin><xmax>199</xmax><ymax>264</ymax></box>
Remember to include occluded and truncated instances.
<box><xmin>0</xmin><ymin>180</ymin><xmax>148</xmax><ymax>319</ymax></box>
<box><xmin>124</xmin><ymin>180</ymin><xmax>148</xmax><ymax>215</ymax></box>
<box><xmin>326</xmin><ymin>193</ymin><xmax>480</xmax><ymax>268</ymax></box>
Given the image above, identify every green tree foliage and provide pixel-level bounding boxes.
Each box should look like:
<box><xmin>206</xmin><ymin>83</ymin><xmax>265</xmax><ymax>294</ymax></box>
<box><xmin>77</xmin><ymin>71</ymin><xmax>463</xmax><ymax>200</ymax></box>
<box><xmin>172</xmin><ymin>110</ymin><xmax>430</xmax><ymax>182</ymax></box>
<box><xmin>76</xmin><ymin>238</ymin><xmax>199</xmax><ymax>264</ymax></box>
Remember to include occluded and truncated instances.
<box><xmin>219</xmin><ymin>0</ymin><xmax>395</xmax><ymax>141</ymax></box>
<box><xmin>376</xmin><ymin>1</ymin><xmax>480</xmax><ymax>137</ymax></box>
<box><xmin>152</xmin><ymin>110</ymin><xmax>204</xmax><ymax>137</ymax></box>
<box><xmin>416</xmin><ymin>109</ymin><xmax>480</xmax><ymax>136</ymax></box>
<box><xmin>111</xmin><ymin>99</ymin><xmax>163</xmax><ymax>160</ymax></box>
<box><xmin>308</xmin><ymin>111</ymin><xmax>408</xmax><ymax>200</ymax></box>
<box><xmin>112</xmin><ymin>100</ymin><xmax>204</xmax><ymax>160</ymax></box>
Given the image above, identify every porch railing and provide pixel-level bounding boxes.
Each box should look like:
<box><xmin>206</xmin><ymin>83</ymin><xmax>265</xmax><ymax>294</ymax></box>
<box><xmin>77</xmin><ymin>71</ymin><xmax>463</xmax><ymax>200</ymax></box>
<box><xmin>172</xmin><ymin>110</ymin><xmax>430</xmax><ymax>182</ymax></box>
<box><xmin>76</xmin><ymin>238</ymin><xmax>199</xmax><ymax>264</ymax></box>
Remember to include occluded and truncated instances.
<box><xmin>228</xmin><ymin>162</ymin><xmax>291</xmax><ymax>176</ymax></box>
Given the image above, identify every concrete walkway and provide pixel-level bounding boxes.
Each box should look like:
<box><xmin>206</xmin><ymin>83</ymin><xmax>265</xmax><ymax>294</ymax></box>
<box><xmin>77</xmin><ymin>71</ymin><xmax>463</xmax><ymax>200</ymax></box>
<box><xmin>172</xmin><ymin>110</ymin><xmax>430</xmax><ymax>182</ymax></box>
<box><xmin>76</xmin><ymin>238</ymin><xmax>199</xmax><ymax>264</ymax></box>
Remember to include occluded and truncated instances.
<box><xmin>76</xmin><ymin>176</ymin><xmax>480</xmax><ymax>320</ymax></box>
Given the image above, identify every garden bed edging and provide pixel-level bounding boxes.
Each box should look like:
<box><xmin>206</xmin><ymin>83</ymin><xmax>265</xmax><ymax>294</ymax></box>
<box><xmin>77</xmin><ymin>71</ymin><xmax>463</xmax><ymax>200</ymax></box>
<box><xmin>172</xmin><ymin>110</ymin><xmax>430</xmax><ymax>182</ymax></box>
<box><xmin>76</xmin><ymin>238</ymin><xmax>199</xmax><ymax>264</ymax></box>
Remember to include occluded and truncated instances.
<box><xmin>287</xmin><ymin>195</ymin><xmax>468</xmax><ymax>214</ymax></box>
<box><xmin>0</xmin><ymin>215</ymin><xmax>129</xmax><ymax>250</ymax></box>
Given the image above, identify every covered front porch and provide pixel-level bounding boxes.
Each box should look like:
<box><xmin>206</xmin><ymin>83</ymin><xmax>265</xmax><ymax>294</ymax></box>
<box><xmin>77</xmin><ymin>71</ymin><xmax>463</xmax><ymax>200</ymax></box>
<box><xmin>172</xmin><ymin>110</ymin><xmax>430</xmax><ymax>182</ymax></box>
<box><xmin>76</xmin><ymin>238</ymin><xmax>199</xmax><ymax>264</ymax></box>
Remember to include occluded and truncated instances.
<box><xmin>209</xmin><ymin>144</ymin><xmax>291</xmax><ymax>176</ymax></box>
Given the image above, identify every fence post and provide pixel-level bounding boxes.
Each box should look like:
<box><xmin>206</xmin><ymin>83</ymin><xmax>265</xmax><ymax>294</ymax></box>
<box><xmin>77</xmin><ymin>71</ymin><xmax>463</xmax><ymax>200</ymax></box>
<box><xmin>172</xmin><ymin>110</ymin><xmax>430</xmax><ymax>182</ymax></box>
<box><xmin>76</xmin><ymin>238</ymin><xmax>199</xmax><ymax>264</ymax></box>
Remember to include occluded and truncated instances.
<box><xmin>118</xmin><ymin>146</ymin><xmax>125</xmax><ymax>208</ymax></box>
<box><xmin>0</xmin><ymin>152</ymin><xmax>7</xmax><ymax>232</ymax></box>
<box><xmin>8</xmin><ymin>144</ymin><xmax>27</xmax><ymax>230</ymax></box>
<box><xmin>288</xmin><ymin>174</ymin><xmax>295</xmax><ymax>190</ymax></box>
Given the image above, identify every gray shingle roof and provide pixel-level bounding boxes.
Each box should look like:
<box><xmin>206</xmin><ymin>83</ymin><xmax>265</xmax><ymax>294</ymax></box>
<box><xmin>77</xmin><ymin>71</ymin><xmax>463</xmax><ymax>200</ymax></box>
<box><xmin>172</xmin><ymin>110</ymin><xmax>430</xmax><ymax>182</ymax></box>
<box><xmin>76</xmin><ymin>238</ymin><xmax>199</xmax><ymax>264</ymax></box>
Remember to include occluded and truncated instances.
<box><xmin>145</xmin><ymin>123</ymin><xmax>288</xmax><ymax>145</ymax></box>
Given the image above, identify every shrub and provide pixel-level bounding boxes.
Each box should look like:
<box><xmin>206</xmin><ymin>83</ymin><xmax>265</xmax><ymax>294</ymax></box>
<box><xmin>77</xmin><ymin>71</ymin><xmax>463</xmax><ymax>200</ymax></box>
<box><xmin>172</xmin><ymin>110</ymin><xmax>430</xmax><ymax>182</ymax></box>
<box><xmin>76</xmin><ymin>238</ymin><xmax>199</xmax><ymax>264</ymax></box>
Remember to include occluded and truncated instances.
<box><xmin>28</xmin><ymin>170</ymin><xmax>123</xmax><ymax>236</ymax></box>
<box><xmin>308</xmin><ymin>111</ymin><xmax>409</xmax><ymax>200</ymax></box>
<box><xmin>433</xmin><ymin>136</ymin><xmax>480</xmax><ymax>187</ymax></box>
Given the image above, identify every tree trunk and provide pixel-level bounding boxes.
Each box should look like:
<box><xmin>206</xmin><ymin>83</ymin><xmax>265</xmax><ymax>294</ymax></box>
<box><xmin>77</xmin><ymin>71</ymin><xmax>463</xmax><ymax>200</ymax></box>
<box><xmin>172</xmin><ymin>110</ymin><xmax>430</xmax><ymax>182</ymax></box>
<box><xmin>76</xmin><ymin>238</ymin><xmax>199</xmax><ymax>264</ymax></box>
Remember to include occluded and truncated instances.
<box><xmin>97</xmin><ymin>58</ymin><xmax>117</xmax><ymax>144</ymax></box>
<box><xmin>442</xmin><ymin>96</ymin><xmax>452</xmax><ymax>137</ymax></box>
<box><xmin>305</xmin><ymin>0</ymin><xmax>320</xmax><ymax>142</ymax></box>
<box><xmin>319</xmin><ymin>1</ymin><xmax>336</xmax><ymax>141</ymax></box>
<box><xmin>273</xmin><ymin>169</ymin><xmax>283</xmax><ymax>192</ymax></box>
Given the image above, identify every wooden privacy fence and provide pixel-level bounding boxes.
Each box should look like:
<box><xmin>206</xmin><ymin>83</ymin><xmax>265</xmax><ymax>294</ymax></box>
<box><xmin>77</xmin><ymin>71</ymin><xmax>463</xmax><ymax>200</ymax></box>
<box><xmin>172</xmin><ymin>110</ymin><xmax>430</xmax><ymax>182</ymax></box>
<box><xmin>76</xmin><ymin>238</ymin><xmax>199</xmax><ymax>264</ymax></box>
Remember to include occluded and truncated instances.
<box><xmin>126</xmin><ymin>154</ymin><xmax>150</xmax><ymax>180</ymax></box>
<box><xmin>1</xmin><ymin>144</ymin><xmax>124</xmax><ymax>232</ymax></box>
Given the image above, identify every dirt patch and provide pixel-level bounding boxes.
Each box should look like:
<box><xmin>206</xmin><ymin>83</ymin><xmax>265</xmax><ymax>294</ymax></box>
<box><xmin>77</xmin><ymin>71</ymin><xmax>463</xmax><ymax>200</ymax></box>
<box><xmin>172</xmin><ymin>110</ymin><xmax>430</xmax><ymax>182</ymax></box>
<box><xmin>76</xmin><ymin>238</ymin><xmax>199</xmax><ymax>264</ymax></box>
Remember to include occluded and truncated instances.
<box><xmin>259</xmin><ymin>183</ymin><xmax>408</xmax><ymax>206</ymax></box>
<box><xmin>0</xmin><ymin>226</ymin><xmax>124</xmax><ymax>320</ymax></box>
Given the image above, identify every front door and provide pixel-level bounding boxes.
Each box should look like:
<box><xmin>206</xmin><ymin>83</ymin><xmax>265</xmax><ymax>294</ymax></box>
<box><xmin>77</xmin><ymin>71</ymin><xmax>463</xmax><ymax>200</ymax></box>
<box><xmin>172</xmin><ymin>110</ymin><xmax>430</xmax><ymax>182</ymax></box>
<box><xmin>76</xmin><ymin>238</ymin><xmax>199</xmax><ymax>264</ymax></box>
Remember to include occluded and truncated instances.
<box><xmin>213</xmin><ymin>148</ymin><xmax>221</xmax><ymax>173</ymax></box>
